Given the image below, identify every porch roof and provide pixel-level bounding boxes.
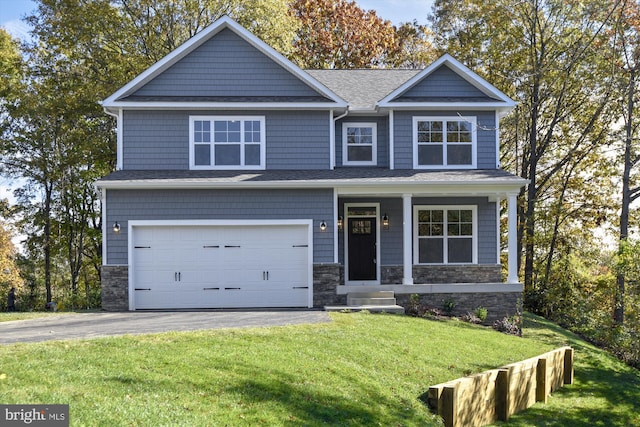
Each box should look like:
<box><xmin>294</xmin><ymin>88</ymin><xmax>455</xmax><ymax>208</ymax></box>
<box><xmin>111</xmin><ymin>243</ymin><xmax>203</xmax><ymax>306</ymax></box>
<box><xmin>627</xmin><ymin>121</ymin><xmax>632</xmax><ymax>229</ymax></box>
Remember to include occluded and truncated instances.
<box><xmin>96</xmin><ymin>168</ymin><xmax>526</xmax><ymax>196</ymax></box>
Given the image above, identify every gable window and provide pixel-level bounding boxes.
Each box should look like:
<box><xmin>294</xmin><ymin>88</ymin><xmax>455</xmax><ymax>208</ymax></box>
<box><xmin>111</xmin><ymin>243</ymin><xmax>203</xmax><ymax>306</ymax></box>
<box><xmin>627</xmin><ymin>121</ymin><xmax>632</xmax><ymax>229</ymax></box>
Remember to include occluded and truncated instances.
<box><xmin>190</xmin><ymin>116</ymin><xmax>265</xmax><ymax>169</ymax></box>
<box><xmin>413</xmin><ymin>117</ymin><xmax>476</xmax><ymax>168</ymax></box>
<box><xmin>413</xmin><ymin>206</ymin><xmax>477</xmax><ymax>264</ymax></box>
<box><xmin>342</xmin><ymin>123</ymin><xmax>377</xmax><ymax>166</ymax></box>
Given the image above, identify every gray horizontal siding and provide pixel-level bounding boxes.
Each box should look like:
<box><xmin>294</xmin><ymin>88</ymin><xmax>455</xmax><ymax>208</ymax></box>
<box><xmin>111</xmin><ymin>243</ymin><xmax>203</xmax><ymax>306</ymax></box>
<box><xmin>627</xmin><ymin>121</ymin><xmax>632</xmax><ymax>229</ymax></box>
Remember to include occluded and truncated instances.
<box><xmin>392</xmin><ymin>111</ymin><xmax>497</xmax><ymax>169</ymax></box>
<box><xmin>398</xmin><ymin>65</ymin><xmax>489</xmax><ymax>99</ymax></box>
<box><xmin>337</xmin><ymin>197</ymin><xmax>497</xmax><ymax>266</ymax></box>
<box><xmin>335</xmin><ymin>117</ymin><xmax>389</xmax><ymax>167</ymax></box>
<box><xmin>122</xmin><ymin>110</ymin><xmax>330</xmax><ymax>170</ymax></box>
<box><xmin>133</xmin><ymin>28</ymin><xmax>321</xmax><ymax>98</ymax></box>
<box><xmin>106</xmin><ymin>189</ymin><xmax>334</xmax><ymax>265</ymax></box>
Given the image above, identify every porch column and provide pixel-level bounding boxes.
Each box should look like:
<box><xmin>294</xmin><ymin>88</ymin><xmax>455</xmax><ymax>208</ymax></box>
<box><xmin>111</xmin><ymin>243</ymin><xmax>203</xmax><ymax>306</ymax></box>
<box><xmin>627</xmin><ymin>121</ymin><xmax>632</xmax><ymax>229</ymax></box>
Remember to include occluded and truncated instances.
<box><xmin>507</xmin><ymin>193</ymin><xmax>519</xmax><ymax>284</ymax></box>
<box><xmin>402</xmin><ymin>194</ymin><xmax>414</xmax><ymax>285</ymax></box>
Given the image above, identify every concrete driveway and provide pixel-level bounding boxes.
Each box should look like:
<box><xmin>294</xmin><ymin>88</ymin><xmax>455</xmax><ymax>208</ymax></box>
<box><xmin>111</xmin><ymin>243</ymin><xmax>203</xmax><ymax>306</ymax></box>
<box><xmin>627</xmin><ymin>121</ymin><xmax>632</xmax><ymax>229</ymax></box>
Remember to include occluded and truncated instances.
<box><xmin>0</xmin><ymin>310</ymin><xmax>331</xmax><ymax>344</ymax></box>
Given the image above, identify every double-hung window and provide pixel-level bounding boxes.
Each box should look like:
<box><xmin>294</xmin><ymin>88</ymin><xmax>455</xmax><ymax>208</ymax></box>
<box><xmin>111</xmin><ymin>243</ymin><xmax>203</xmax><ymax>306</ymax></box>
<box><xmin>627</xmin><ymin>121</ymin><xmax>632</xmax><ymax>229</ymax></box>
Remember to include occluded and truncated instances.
<box><xmin>413</xmin><ymin>117</ymin><xmax>476</xmax><ymax>168</ymax></box>
<box><xmin>342</xmin><ymin>123</ymin><xmax>377</xmax><ymax>166</ymax></box>
<box><xmin>190</xmin><ymin>116</ymin><xmax>265</xmax><ymax>169</ymax></box>
<box><xmin>414</xmin><ymin>206</ymin><xmax>477</xmax><ymax>264</ymax></box>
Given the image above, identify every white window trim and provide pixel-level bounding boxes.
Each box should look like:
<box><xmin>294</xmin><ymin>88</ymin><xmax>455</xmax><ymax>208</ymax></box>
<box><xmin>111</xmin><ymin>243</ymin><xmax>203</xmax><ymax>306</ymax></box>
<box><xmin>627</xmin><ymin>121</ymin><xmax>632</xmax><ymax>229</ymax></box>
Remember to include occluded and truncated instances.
<box><xmin>189</xmin><ymin>115</ymin><xmax>266</xmax><ymax>170</ymax></box>
<box><xmin>413</xmin><ymin>205</ymin><xmax>478</xmax><ymax>265</ymax></box>
<box><xmin>342</xmin><ymin>122</ymin><xmax>377</xmax><ymax>166</ymax></box>
<box><xmin>412</xmin><ymin>116</ymin><xmax>477</xmax><ymax>169</ymax></box>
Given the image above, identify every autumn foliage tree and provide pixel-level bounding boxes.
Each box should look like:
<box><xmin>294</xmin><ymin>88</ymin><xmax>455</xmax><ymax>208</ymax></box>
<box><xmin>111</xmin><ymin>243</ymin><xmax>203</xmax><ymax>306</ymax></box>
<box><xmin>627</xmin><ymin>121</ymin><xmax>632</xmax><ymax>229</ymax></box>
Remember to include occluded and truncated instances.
<box><xmin>289</xmin><ymin>0</ymin><xmax>397</xmax><ymax>68</ymax></box>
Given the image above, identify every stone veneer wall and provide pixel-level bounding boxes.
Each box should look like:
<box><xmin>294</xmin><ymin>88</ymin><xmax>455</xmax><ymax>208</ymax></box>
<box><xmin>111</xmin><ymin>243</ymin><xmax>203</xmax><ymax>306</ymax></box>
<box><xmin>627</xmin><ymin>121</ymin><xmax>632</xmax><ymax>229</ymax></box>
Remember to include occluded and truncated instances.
<box><xmin>101</xmin><ymin>265</ymin><xmax>129</xmax><ymax>311</ymax></box>
<box><xmin>395</xmin><ymin>291</ymin><xmax>521</xmax><ymax>323</ymax></box>
<box><xmin>313</xmin><ymin>263</ymin><xmax>345</xmax><ymax>307</ymax></box>
<box><xmin>381</xmin><ymin>265</ymin><xmax>502</xmax><ymax>284</ymax></box>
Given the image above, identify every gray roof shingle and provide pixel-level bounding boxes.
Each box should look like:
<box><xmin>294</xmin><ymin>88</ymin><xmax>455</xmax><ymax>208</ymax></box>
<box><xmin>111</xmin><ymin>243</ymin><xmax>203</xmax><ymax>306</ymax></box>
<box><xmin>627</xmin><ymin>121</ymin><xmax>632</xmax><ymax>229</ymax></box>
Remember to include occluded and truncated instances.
<box><xmin>97</xmin><ymin>168</ymin><xmax>525</xmax><ymax>187</ymax></box>
<box><xmin>306</xmin><ymin>69</ymin><xmax>420</xmax><ymax>110</ymax></box>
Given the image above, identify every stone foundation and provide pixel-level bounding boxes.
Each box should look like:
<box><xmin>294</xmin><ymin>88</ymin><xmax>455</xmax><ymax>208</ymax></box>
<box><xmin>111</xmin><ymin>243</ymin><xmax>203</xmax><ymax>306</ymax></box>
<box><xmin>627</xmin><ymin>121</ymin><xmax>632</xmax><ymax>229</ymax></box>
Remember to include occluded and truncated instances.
<box><xmin>101</xmin><ymin>265</ymin><xmax>129</xmax><ymax>311</ymax></box>
<box><xmin>382</xmin><ymin>264</ymin><xmax>502</xmax><ymax>284</ymax></box>
<box><xmin>395</xmin><ymin>291</ymin><xmax>521</xmax><ymax>323</ymax></box>
<box><xmin>313</xmin><ymin>263</ymin><xmax>345</xmax><ymax>307</ymax></box>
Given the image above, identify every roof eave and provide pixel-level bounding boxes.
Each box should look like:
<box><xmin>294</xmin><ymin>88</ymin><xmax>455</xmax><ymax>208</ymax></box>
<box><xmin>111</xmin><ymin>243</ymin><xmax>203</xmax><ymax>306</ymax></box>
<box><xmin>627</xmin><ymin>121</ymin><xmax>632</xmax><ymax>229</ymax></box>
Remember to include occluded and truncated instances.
<box><xmin>100</xmin><ymin>101</ymin><xmax>349</xmax><ymax>110</ymax></box>
<box><xmin>96</xmin><ymin>178</ymin><xmax>528</xmax><ymax>193</ymax></box>
<box><xmin>377</xmin><ymin>101</ymin><xmax>516</xmax><ymax>112</ymax></box>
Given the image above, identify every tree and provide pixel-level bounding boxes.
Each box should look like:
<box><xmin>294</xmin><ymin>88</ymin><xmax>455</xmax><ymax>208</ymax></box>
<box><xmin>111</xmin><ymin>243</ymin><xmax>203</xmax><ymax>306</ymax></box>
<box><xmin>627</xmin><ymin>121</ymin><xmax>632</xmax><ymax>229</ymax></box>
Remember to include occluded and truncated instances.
<box><xmin>607</xmin><ymin>0</ymin><xmax>640</xmax><ymax>325</ymax></box>
<box><xmin>431</xmin><ymin>0</ymin><xmax>621</xmax><ymax>307</ymax></box>
<box><xmin>0</xmin><ymin>200</ymin><xmax>24</xmax><ymax>310</ymax></box>
<box><xmin>289</xmin><ymin>0</ymin><xmax>397</xmax><ymax>68</ymax></box>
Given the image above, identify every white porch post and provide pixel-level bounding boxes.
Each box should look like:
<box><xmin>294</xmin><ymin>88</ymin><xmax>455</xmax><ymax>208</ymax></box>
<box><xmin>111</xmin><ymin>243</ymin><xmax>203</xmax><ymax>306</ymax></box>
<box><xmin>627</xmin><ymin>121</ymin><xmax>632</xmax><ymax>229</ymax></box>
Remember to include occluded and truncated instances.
<box><xmin>507</xmin><ymin>193</ymin><xmax>519</xmax><ymax>284</ymax></box>
<box><xmin>402</xmin><ymin>194</ymin><xmax>414</xmax><ymax>285</ymax></box>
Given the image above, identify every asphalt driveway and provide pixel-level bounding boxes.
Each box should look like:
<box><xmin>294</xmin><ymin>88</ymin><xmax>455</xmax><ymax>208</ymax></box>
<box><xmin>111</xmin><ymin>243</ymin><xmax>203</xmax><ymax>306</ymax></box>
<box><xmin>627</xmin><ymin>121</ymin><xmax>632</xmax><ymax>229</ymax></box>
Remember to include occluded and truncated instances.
<box><xmin>0</xmin><ymin>310</ymin><xmax>331</xmax><ymax>344</ymax></box>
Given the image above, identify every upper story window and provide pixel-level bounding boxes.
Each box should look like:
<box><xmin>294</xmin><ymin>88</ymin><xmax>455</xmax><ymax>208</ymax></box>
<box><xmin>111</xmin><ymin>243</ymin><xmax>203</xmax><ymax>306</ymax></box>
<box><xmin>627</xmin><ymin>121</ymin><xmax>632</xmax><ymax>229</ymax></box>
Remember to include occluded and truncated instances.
<box><xmin>190</xmin><ymin>116</ymin><xmax>265</xmax><ymax>169</ymax></box>
<box><xmin>343</xmin><ymin>122</ymin><xmax>377</xmax><ymax>166</ymax></box>
<box><xmin>413</xmin><ymin>117</ymin><xmax>476</xmax><ymax>169</ymax></box>
<box><xmin>413</xmin><ymin>206</ymin><xmax>477</xmax><ymax>264</ymax></box>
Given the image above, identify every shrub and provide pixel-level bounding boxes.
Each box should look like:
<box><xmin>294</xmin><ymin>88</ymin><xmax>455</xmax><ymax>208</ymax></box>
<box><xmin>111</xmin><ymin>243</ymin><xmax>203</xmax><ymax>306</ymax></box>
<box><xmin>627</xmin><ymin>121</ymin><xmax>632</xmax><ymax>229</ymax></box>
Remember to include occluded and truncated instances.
<box><xmin>493</xmin><ymin>315</ymin><xmax>521</xmax><ymax>336</ymax></box>
<box><xmin>462</xmin><ymin>312</ymin><xmax>481</xmax><ymax>324</ymax></box>
<box><xmin>474</xmin><ymin>306</ymin><xmax>488</xmax><ymax>322</ymax></box>
<box><xmin>442</xmin><ymin>298</ymin><xmax>456</xmax><ymax>316</ymax></box>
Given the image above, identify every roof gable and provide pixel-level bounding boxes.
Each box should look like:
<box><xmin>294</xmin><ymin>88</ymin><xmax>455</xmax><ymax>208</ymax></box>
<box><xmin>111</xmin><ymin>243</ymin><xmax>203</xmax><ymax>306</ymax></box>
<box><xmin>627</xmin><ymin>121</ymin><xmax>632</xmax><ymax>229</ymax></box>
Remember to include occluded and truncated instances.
<box><xmin>378</xmin><ymin>54</ymin><xmax>515</xmax><ymax>111</ymax></box>
<box><xmin>102</xmin><ymin>16</ymin><xmax>347</xmax><ymax>110</ymax></box>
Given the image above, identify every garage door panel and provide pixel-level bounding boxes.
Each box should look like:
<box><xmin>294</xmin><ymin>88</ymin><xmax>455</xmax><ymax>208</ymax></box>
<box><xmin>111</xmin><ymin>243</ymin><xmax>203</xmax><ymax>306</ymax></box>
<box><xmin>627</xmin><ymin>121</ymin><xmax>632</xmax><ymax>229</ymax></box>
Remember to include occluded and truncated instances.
<box><xmin>132</xmin><ymin>224</ymin><xmax>311</xmax><ymax>309</ymax></box>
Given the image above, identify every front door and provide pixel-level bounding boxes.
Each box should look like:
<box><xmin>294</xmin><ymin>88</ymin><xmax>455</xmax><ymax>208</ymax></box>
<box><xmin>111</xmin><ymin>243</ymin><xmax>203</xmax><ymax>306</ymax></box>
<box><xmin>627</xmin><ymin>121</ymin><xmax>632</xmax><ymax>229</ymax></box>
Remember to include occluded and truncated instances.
<box><xmin>347</xmin><ymin>217</ymin><xmax>377</xmax><ymax>282</ymax></box>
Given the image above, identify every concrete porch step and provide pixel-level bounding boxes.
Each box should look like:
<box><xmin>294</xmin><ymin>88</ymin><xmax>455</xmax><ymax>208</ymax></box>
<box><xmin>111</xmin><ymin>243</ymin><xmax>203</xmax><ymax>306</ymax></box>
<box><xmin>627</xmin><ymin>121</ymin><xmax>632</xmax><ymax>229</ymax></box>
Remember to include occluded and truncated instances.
<box><xmin>324</xmin><ymin>305</ymin><xmax>406</xmax><ymax>314</ymax></box>
<box><xmin>346</xmin><ymin>291</ymin><xmax>396</xmax><ymax>306</ymax></box>
<box><xmin>347</xmin><ymin>297</ymin><xmax>397</xmax><ymax>306</ymax></box>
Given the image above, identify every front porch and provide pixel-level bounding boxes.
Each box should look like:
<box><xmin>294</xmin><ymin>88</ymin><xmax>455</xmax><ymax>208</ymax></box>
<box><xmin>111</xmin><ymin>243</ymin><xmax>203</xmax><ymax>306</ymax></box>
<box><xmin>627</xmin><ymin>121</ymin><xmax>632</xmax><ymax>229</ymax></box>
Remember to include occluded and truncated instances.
<box><xmin>312</xmin><ymin>264</ymin><xmax>523</xmax><ymax>322</ymax></box>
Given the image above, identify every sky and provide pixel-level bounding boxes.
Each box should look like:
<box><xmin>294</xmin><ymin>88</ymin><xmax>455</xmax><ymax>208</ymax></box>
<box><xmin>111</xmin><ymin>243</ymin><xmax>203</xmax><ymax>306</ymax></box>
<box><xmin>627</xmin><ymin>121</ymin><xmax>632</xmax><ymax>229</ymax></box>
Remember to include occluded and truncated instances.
<box><xmin>0</xmin><ymin>0</ymin><xmax>435</xmax><ymax>39</ymax></box>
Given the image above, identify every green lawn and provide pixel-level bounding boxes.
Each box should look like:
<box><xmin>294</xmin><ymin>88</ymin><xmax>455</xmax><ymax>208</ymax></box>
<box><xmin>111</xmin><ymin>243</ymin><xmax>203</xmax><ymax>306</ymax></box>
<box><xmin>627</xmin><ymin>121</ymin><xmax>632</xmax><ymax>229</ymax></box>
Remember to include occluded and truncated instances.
<box><xmin>0</xmin><ymin>312</ymin><xmax>638</xmax><ymax>426</ymax></box>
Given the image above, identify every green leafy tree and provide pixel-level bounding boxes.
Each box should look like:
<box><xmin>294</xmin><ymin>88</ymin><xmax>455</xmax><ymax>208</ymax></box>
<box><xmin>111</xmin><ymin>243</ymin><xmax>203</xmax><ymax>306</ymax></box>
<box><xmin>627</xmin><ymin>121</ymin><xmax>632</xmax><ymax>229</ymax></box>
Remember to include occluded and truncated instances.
<box><xmin>431</xmin><ymin>0</ymin><xmax>621</xmax><ymax>306</ymax></box>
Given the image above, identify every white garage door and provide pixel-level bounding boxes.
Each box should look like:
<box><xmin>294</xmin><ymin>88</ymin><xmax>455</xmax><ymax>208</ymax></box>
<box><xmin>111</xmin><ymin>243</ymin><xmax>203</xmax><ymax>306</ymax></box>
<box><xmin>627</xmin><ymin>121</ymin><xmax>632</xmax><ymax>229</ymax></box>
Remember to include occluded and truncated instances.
<box><xmin>131</xmin><ymin>223</ymin><xmax>311</xmax><ymax>309</ymax></box>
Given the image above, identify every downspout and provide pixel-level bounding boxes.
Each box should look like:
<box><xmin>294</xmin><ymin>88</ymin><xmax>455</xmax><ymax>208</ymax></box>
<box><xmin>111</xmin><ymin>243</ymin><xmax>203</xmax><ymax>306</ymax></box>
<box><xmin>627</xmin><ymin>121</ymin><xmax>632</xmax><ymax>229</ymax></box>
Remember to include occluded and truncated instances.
<box><xmin>103</xmin><ymin>106</ymin><xmax>123</xmax><ymax>171</ymax></box>
<box><xmin>331</xmin><ymin>109</ymin><xmax>348</xmax><ymax>265</ymax></box>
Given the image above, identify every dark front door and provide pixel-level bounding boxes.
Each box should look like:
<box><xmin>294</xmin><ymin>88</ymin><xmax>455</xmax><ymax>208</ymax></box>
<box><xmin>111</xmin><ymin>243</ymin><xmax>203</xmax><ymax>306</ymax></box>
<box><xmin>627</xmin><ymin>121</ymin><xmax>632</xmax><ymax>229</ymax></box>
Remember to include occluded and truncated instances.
<box><xmin>348</xmin><ymin>217</ymin><xmax>377</xmax><ymax>281</ymax></box>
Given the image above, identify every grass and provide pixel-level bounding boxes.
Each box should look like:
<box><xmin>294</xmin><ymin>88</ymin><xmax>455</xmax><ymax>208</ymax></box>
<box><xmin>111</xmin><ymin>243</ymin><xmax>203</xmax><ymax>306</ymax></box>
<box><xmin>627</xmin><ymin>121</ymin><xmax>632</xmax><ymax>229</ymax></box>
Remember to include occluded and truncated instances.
<box><xmin>0</xmin><ymin>312</ymin><xmax>638</xmax><ymax>426</ymax></box>
<box><xmin>0</xmin><ymin>310</ymin><xmax>98</xmax><ymax>322</ymax></box>
<box><xmin>495</xmin><ymin>313</ymin><xmax>640</xmax><ymax>427</ymax></box>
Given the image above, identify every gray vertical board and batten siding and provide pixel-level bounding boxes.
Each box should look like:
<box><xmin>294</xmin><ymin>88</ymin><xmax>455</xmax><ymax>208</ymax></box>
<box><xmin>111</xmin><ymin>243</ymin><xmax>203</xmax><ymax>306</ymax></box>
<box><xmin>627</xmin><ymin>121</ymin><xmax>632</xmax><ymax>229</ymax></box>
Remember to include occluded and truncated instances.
<box><xmin>106</xmin><ymin>189</ymin><xmax>334</xmax><ymax>265</ymax></box>
<box><xmin>392</xmin><ymin>110</ymin><xmax>497</xmax><ymax>170</ymax></box>
<box><xmin>337</xmin><ymin>197</ymin><xmax>498</xmax><ymax>266</ymax></box>
<box><xmin>132</xmin><ymin>28</ymin><xmax>324</xmax><ymax>99</ymax></box>
<box><xmin>122</xmin><ymin>110</ymin><xmax>331</xmax><ymax>170</ymax></box>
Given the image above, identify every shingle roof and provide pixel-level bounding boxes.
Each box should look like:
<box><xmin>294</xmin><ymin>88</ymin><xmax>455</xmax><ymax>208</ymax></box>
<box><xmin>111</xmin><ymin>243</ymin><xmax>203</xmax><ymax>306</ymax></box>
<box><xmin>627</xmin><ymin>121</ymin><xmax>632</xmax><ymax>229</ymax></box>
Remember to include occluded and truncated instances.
<box><xmin>97</xmin><ymin>168</ymin><xmax>525</xmax><ymax>188</ymax></box>
<box><xmin>306</xmin><ymin>69</ymin><xmax>421</xmax><ymax>111</ymax></box>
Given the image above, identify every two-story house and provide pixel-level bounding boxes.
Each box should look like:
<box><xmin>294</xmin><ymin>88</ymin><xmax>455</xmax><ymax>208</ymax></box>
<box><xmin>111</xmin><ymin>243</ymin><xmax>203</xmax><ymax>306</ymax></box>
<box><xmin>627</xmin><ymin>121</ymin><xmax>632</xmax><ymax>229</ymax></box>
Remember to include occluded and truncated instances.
<box><xmin>97</xmin><ymin>16</ymin><xmax>526</xmax><ymax>319</ymax></box>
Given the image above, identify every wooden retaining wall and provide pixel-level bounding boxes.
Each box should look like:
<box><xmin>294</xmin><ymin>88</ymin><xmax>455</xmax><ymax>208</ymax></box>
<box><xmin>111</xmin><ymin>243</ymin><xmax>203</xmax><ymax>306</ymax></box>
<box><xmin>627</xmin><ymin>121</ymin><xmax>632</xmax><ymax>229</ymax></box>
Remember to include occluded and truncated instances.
<box><xmin>426</xmin><ymin>346</ymin><xmax>573</xmax><ymax>427</ymax></box>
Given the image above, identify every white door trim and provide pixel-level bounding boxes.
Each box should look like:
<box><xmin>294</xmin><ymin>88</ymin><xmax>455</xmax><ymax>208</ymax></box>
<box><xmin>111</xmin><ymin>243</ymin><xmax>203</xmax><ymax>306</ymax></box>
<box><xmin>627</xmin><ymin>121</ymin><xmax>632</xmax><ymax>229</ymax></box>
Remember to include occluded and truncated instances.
<box><xmin>127</xmin><ymin>219</ymin><xmax>313</xmax><ymax>310</ymax></box>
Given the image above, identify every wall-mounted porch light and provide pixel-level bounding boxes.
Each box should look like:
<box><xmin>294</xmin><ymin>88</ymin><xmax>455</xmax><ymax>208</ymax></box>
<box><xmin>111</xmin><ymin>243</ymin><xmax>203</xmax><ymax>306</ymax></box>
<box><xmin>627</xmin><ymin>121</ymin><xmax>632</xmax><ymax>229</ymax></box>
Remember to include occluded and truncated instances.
<box><xmin>113</xmin><ymin>222</ymin><xmax>121</xmax><ymax>233</ymax></box>
<box><xmin>337</xmin><ymin>216</ymin><xmax>343</xmax><ymax>231</ymax></box>
<box><xmin>319</xmin><ymin>220</ymin><xmax>327</xmax><ymax>232</ymax></box>
<box><xmin>382</xmin><ymin>214</ymin><xmax>389</xmax><ymax>230</ymax></box>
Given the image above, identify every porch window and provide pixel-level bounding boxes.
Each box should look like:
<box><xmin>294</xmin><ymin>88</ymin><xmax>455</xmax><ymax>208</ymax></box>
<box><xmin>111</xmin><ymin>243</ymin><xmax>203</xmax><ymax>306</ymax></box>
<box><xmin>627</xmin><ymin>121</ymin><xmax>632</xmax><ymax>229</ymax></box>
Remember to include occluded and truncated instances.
<box><xmin>413</xmin><ymin>117</ymin><xmax>476</xmax><ymax>168</ymax></box>
<box><xmin>190</xmin><ymin>116</ymin><xmax>265</xmax><ymax>169</ymax></box>
<box><xmin>413</xmin><ymin>206</ymin><xmax>477</xmax><ymax>264</ymax></box>
<box><xmin>342</xmin><ymin>123</ymin><xmax>377</xmax><ymax>166</ymax></box>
